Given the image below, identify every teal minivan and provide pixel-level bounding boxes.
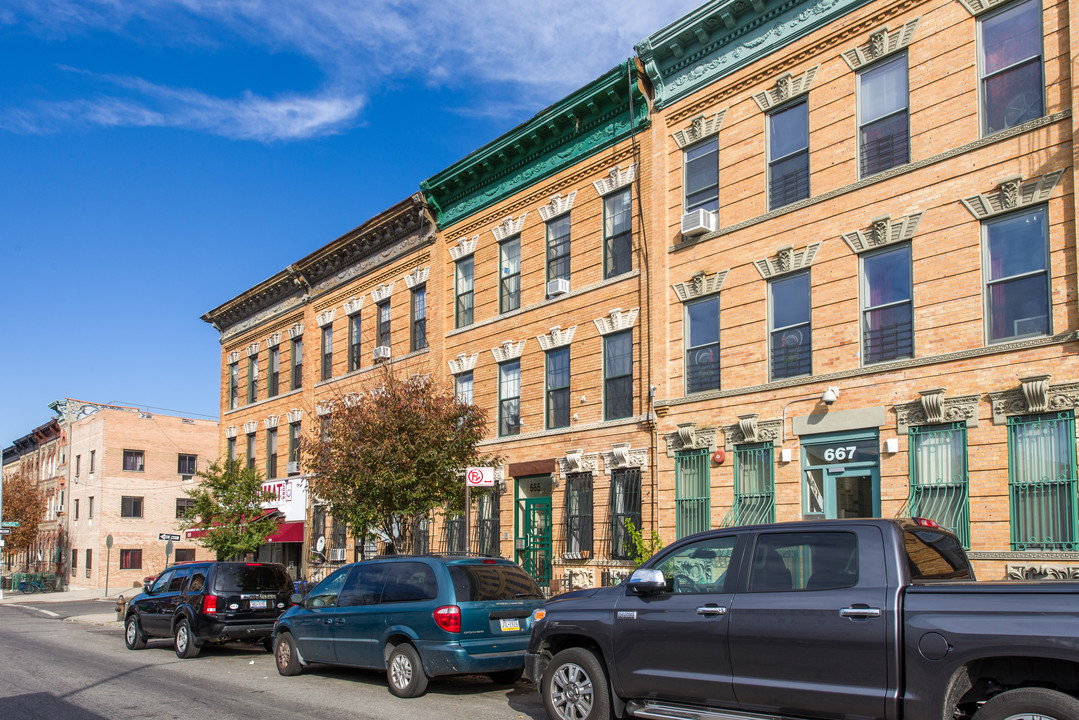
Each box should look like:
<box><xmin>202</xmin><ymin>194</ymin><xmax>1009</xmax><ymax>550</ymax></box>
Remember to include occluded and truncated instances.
<box><xmin>272</xmin><ymin>555</ymin><xmax>544</xmax><ymax>697</ymax></box>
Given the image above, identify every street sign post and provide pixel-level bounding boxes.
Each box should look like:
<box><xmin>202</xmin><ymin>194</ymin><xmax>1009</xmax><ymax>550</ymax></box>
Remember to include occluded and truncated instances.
<box><xmin>105</xmin><ymin>534</ymin><xmax>113</xmax><ymax>599</ymax></box>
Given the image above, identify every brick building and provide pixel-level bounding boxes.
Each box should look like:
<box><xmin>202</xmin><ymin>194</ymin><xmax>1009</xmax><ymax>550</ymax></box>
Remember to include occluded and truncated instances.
<box><xmin>2</xmin><ymin>419</ymin><xmax>67</xmax><ymax>583</ymax></box>
<box><xmin>205</xmin><ymin>0</ymin><xmax>1078</xmax><ymax>588</ymax></box>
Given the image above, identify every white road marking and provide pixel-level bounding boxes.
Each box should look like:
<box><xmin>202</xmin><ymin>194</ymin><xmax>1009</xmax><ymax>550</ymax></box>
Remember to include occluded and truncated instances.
<box><xmin>8</xmin><ymin>604</ymin><xmax>61</xmax><ymax>617</ymax></box>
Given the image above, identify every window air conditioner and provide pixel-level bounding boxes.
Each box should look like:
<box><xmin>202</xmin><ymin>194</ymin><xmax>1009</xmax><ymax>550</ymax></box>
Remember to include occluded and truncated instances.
<box><xmin>546</xmin><ymin>278</ymin><xmax>571</xmax><ymax>297</ymax></box>
<box><xmin>373</xmin><ymin>346</ymin><xmax>392</xmax><ymax>361</ymax></box>
<box><xmin>328</xmin><ymin>548</ymin><xmax>346</xmax><ymax>562</ymax></box>
<box><xmin>286</xmin><ymin>461</ymin><xmax>300</xmax><ymax>476</ymax></box>
<box><xmin>180</xmin><ymin>474</ymin><xmax>194</xmax><ymax>483</ymax></box>
<box><xmin>681</xmin><ymin>208</ymin><xmax>718</xmax><ymax>236</ymax></box>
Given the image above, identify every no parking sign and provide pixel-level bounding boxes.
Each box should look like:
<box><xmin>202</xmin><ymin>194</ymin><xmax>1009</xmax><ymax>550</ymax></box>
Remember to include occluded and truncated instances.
<box><xmin>465</xmin><ymin>467</ymin><xmax>495</xmax><ymax>487</ymax></box>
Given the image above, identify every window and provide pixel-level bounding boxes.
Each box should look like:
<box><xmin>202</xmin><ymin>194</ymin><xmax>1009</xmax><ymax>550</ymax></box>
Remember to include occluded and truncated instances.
<box><xmin>455</xmin><ymin>256</ymin><xmax>475</xmax><ymax>328</ymax></box>
<box><xmin>85</xmin><ymin>549</ymin><xmax>92</xmax><ymax>574</ymax></box>
<box><xmin>321</xmin><ymin>326</ymin><xmax>333</xmax><ymax>380</ymax></box>
<box><xmin>269</xmin><ymin>347</ymin><xmax>280</xmax><ymax>397</ymax></box>
<box><xmin>74</xmin><ymin>498</ymin><xmax>79</xmax><ymax>520</ymax></box>
<box><xmin>75</xmin><ymin>454</ymin><xmax>80</xmax><ymax>477</ymax></box>
<box><xmin>88</xmin><ymin>496</ymin><xmax>94</xmax><ymax>520</ymax></box>
<box><xmin>411</xmin><ymin>286</ymin><xmax>427</xmax><ymax>351</ymax></box>
<box><xmin>377</xmin><ymin>301</ymin><xmax>391</xmax><ymax>348</ymax></box>
<box><xmin>177</xmin><ymin>453</ymin><xmax>197</xmax><ymax>476</ymax></box>
<box><xmin>984</xmin><ymin>207</ymin><xmax>1049</xmax><ymax>342</ymax></box>
<box><xmin>119</xmin><ymin>549</ymin><xmax>142</xmax><ymax>570</ymax></box>
<box><xmin>1008</xmin><ymin>411</ymin><xmax>1077</xmax><ymax>550</ymax></box>
<box><xmin>748</xmin><ymin>531</ymin><xmax>857</xmax><ymax>592</ymax></box>
<box><xmin>684</xmin><ymin>137</ymin><xmax>719</xmax><ymax>213</ymax></box>
<box><xmin>71</xmin><ymin>549</ymin><xmax>77</xmax><ymax>570</ymax></box>
<box><xmin>609</xmin><ymin>468</ymin><xmax>642</xmax><ymax>560</ymax></box>
<box><xmin>248</xmin><ymin>354</ymin><xmax>259</xmax><ymax>403</ymax></box>
<box><xmin>121</xmin><ymin>496</ymin><xmax>144</xmax><ymax>518</ymax></box>
<box><xmin>89</xmin><ymin>450</ymin><xmax>95</xmax><ymax>473</ymax></box>
<box><xmin>675</xmin><ymin>448</ymin><xmax>710</xmax><ymax>538</ymax></box>
<box><xmin>500</xmin><ymin>235</ymin><xmax>521</xmax><ymax>313</ymax></box>
<box><xmin>770</xmin><ymin>272</ymin><xmax>812</xmax><ymax>379</ymax></box>
<box><xmin>122</xmin><ymin>450</ymin><xmax>145</xmax><ymax>472</ymax></box>
<box><xmin>655</xmin><ymin>534</ymin><xmax>736</xmax><ymax>593</ymax></box>
<box><xmin>604</xmin><ymin>189</ymin><xmax>632</xmax><ymax>278</ymax></box>
<box><xmin>441</xmin><ymin>515</ymin><xmax>467</xmax><ymax>553</ymax></box>
<box><xmin>546</xmin><ymin>214</ymin><xmax>571</xmax><ymax>285</ymax></box>
<box><xmin>382</xmin><ymin>562</ymin><xmax>438</xmax><ymax>603</ymax></box>
<box><xmin>267</xmin><ymin>428</ymin><xmax>278</xmax><ymax>480</ymax></box>
<box><xmin>862</xmin><ymin>244</ymin><xmax>913</xmax><ymax>363</ymax></box>
<box><xmin>227</xmin><ymin>436</ymin><xmax>236</xmax><ymax>463</ymax></box>
<box><xmin>175</xmin><ymin>548</ymin><xmax>195</xmax><ymax>563</ymax></box>
<box><xmin>331</xmin><ymin>517</ymin><xmax>347</xmax><ymax>553</ymax></box>
<box><xmin>305</xmin><ymin>566</ymin><xmax>348</xmax><ymax>608</ymax></box>
<box><xmin>176</xmin><ymin>497</ymin><xmax>195</xmax><ymax>518</ymax></box>
<box><xmin>339</xmin><ymin>564</ymin><xmax>389</xmax><ymax>606</ymax></box>
<box><xmin>475</xmin><ymin>488</ymin><xmax>500</xmax><ymax>557</ymax></box>
<box><xmin>455</xmin><ymin>372</ymin><xmax>473</xmax><ymax>405</ymax></box>
<box><xmin>604</xmin><ymin>331</ymin><xmax>633</xmax><ymax>420</ymax></box>
<box><xmin>320</xmin><ymin>415</ymin><xmax>332</xmax><ymax>443</ymax></box>
<box><xmin>724</xmin><ymin>444</ymin><xmax>775</xmax><ymax>526</ymax></box>
<box><xmin>499</xmin><ymin>360</ymin><xmax>521</xmax><ymax>436</ymax></box>
<box><xmin>768</xmin><ymin>100</ymin><xmax>810</xmax><ymax>209</ymax></box>
<box><xmin>291</xmin><ymin>337</ymin><xmax>303</xmax><ymax>390</ymax></box>
<box><xmin>685</xmin><ymin>295</ymin><xmax>720</xmax><ymax>393</ymax></box>
<box><xmin>289</xmin><ymin>422</ymin><xmax>301</xmax><ymax>469</ymax></box>
<box><xmin>980</xmin><ymin>0</ymin><xmax>1043</xmax><ymax>135</ymax></box>
<box><xmin>908</xmin><ymin>423</ymin><xmax>970</xmax><ymax>547</ymax></box>
<box><xmin>565</xmin><ymin>473</ymin><xmax>593</xmax><ymax>557</ymax></box>
<box><xmin>229</xmin><ymin>362</ymin><xmax>239</xmax><ymax>409</ymax></box>
<box><xmin>414</xmin><ymin>516</ymin><xmax>430</xmax><ymax>555</ymax></box>
<box><xmin>349</xmin><ymin>312</ymin><xmax>362</xmax><ymax>372</ymax></box>
<box><xmin>246</xmin><ymin>433</ymin><xmax>256</xmax><ymax>469</ymax></box>
<box><xmin>546</xmin><ymin>347</ymin><xmax>570</xmax><ymax>429</ymax></box>
<box><xmin>859</xmin><ymin>54</ymin><xmax>909</xmax><ymax>176</ymax></box>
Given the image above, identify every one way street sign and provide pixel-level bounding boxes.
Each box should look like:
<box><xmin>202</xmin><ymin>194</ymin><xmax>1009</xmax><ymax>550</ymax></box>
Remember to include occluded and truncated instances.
<box><xmin>158</xmin><ymin>533</ymin><xmax>181</xmax><ymax>541</ymax></box>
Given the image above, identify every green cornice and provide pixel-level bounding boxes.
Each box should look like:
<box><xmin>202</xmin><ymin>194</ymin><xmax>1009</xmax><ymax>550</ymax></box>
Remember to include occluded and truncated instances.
<box><xmin>636</xmin><ymin>0</ymin><xmax>874</xmax><ymax>110</ymax></box>
<box><xmin>421</xmin><ymin>62</ymin><xmax>649</xmax><ymax>229</ymax></box>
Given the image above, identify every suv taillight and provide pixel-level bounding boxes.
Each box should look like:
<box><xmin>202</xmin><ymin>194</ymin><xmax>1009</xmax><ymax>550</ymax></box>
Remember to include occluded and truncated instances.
<box><xmin>433</xmin><ymin>605</ymin><xmax>460</xmax><ymax>633</ymax></box>
<box><xmin>203</xmin><ymin>594</ymin><xmax>218</xmax><ymax>614</ymax></box>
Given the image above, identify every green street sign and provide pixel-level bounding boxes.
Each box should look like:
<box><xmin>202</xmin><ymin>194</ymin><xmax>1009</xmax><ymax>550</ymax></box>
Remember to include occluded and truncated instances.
<box><xmin>0</xmin><ymin>521</ymin><xmax>18</xmax><ymax>528</ymax></box>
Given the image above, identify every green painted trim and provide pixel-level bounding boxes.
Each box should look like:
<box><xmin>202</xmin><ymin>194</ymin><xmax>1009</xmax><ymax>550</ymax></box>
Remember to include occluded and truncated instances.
<box><xmin>421</xmin><ymin>62</ymin><xmax>649</xmax><ymax>229</ymax></box>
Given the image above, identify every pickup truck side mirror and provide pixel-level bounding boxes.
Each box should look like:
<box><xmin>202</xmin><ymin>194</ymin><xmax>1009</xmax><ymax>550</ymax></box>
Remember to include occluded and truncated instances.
<box><xmin>627</xmin><ymin>568</ymin><xmax>667</xmax><ymax>594</ymax></box>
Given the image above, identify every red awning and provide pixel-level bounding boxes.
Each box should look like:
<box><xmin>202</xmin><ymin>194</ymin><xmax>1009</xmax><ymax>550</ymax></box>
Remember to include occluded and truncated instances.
<box><xmin>266</xmin><ymin>521</ymin><xmax>304</xmax><ymax>543</ymax></box>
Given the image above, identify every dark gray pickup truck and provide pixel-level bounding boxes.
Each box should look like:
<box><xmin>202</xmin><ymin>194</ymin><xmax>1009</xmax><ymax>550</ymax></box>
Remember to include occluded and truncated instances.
<box><xmin>525</xmin><ymin>518</ymin><xmax>1079</xmax><ymax>720</ymax></box>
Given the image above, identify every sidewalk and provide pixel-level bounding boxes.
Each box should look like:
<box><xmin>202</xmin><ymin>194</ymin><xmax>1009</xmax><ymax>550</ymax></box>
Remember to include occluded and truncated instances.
<box><xmin>0</xmin><ymin>584</ymin><xmax>135</xmax><ymax>628</ymax></box>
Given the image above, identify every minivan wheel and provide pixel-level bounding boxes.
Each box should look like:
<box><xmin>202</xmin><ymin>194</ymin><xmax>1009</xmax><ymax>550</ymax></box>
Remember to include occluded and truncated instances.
<box><xmin>124</xmin><ymin>616</ymin><xmax>146</xmax><ymax>650</ymax></box>
<box><xmin>543</xmin><ymin>648</ymin><xmax>610</xmax><ymax>720</ymax></box>
<box><xmin>174</xmin><ymin>618</ymin><xmax>201</xmax><ymax>659</ymax></box>
<box><xmin>275</xmin><ymin>633</ymin><xmax>302</xmax><ymax>676</ymax></box>
<box><xmin>489</xmin><ymin>668</ymin><xmax>524</xmax><ymax>685</ymax></box>
<box><xmin>972</xmin><ymin>687</ymin><xmax>1079</xmax><ymax>720</ymax></box>
<box><xmin>386</xmin><ymin>643</ymin><xmax>428</xmax><ymax>698</ymax></box>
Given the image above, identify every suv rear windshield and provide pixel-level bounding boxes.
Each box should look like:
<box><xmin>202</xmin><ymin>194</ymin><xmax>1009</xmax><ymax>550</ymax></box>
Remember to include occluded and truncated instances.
<box><xmin>214</xmin><ymin>564</ymin><xmax>292</xmax><ymax>593</ymax></box>
<box><xmin>904</xmin><ymin>529</ymin><xmax>973</xmax><ymax>581</ymax></box>
<box><xmin>449</xmin><ymin>563</ymin><xmax>543</xmax><ymax>602</ymax></box>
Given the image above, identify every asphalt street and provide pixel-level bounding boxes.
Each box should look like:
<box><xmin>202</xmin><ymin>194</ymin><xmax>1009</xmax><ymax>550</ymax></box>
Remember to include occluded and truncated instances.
<box><xmin>0</xmin><ymin>603</ymin><xmax>546</xmax><ymax>720</ymax></box>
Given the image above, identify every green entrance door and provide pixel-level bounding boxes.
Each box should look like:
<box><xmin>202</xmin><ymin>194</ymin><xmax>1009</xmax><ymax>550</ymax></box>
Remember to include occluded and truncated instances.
<box><xmin>519</xmin><ymin>497</ymin><xmax>552</xmax><ymax>587</ymax></box>
<box><xmin>802</xmin><ymin>431</ymin><xmax>881</xmax><ymax>519</ymax></box>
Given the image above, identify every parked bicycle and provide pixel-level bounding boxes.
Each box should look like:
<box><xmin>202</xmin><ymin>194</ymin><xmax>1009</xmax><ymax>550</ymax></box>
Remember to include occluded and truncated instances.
<box><xmin>19</xmin><ymin>575</ymin><xmax>54</xmax><ymax>594</ymax></box>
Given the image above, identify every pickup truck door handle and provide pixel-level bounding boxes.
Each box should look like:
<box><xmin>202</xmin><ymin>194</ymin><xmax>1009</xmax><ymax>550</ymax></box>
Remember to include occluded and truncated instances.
<box><xmin>840</xmin><ymin>606</ymin><xmax>882</xmax><ymax>618</ymax></box>
<box><xmin>696</xmin><ymin>605</ymin><xmax>727</xmax><ymax>616</ymax></box>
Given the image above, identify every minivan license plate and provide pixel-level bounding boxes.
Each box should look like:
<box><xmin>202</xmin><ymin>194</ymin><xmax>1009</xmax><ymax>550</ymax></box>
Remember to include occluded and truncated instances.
<box><xmin>499</xmin><ymin>618</ymin><xmax>520</xmax><ymax>632</ymax></box>
<box><xmin>249</xmin><ymin>599</ymin><xmax>267</xmax><ymax>610</ymax></box>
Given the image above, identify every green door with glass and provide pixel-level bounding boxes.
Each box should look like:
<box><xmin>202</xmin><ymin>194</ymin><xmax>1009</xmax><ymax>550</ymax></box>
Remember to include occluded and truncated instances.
<box><xmin>802</xmin><ymin>430</ymin><xmax>881</xmax><ymax>519</ymax></box>
<box><xmin>516</xmin><ymin>476</ymin><xmax>553</xmax><ymax>587</ymax></box>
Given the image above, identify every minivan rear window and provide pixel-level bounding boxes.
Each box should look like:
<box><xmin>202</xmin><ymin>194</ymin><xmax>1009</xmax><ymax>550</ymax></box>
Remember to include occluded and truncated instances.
<box><xmin>214</xmin><ymin>564</ymin><xmax>292</xmax><ymax>593</ymax></box>
<box><xmin>904</xmin><ymin>529</ymin><xmax>973</xmax><ymax>581</ymax></box>
<box><xmin>449</xmin><ymin>563</ymin><xmax>543</xmax><ymax>602</ymax></box>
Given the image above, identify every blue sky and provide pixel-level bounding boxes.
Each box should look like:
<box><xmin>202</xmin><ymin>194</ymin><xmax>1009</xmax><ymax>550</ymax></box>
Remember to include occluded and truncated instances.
<box><xmin>0</xmin><ymin>0</ymin><xmax>702</xmax><ymax>447</ymax></box>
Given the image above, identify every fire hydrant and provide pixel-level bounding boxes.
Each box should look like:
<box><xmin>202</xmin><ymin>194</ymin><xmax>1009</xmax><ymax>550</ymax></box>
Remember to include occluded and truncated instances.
<box><xmin>115</xmin><ymin>595</ymin><xmax>127</xmax><ymax>621</ymax></box>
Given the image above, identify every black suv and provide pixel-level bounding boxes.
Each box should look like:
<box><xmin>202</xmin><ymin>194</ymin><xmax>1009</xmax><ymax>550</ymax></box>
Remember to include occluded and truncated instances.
<box><xmin>124</xmin><ymin>562</ymin><xmax>294</xmax><ymax>658</ymax></box>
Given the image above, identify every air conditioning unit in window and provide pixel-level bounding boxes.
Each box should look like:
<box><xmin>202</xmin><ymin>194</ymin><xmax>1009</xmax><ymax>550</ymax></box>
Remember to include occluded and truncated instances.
<box><xmin>286</xmin><ymin>461</ymin><xmax>300</xmax><ymax>476</ymax></box>
<box><xmin>546</xmin><ymin>278</ymin><xmax>571</xmax><ymax>297</ymax></box>
<box><xmin>681</xmin><ymin>209</ymin><xmax>718</xmax><ymax>236</ymax></box>
<box><xmin>373</xmin><ymin>346</ymin><xmax>392</xmax><ymax>361</ymax></box>
<box><xmin>54</xmin><ymin>505</ymin><xmax>64</xmax><ymax>515</ymax></box>
<box><xmin>180</xmin><ymin>474</ymin><xmax>194</xmax><ymax>483</ymax></box>
<box><xmin>328</xmin><ymin>548</ymin><xmax>346</xmax><ymax>562</ymax></box>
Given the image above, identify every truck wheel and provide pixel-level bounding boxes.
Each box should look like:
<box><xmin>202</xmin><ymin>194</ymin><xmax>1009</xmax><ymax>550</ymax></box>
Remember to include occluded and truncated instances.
<box><xmin>974</xmin><ymin>687</ymin><xmax>1079</xmax><ymax>720</ymax></box>
<box><xmin>543</xmin><ymin>648</ymin><xmax>611</xmax><ymax>720</ymax></box>
<box><xmin>124</xmin><ymin>616</ymin><xmax>146</xmax><ymax>650</ymax></box>
<box><xmin>275</xmin><ymin>633</ymin><xmax>303</xmax><ymax>676</ymax></box>
<box><xmin>386</xmin><ymin>643</ymin><xmax>428</xmax><ymax>698</ymax></box>
<box><xmin>174</xmin><ymin>618</ymin><xmax>201</xmax><ymax>659</ymax></box>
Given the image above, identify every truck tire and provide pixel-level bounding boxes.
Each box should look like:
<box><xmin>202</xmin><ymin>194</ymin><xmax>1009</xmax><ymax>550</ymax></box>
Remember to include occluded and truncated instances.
<box><xmin>543</xmin><ymin>647</ymin><xmax>611</xmax><ymax>720</ymax></box>
<box><xmin>174</xmin><ymin>618</ymin><xmax>201</xmax><ymax>659</ymax></box>
<box><xmin>974</xmin><ymin>687</ymin><xmax>1079</xmax><ymax>720</ymax></box>
<box><xmin>386</xmin><ymin>643</ymin><xmax>428</xmax><ymax>698</ymax></box>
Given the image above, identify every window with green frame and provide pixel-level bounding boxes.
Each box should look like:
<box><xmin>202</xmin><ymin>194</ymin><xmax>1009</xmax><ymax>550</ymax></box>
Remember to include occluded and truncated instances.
<box><xmin>675</xmin><ymin>447</ymin><xmax>710</xmax><ymax>538</ymax></box>
<box><xmin>722</xmin><ymin>443</ymin><xmax>775</xmax><ymax>526</ymax></box>
<box><xmin>905</xmin><ymin>422</ymin><xmax>969</xmax><ymax>548</ymax></box>
<box><xmin>1008</xmin><ymin>411</ymin><xmax>1079</xmax><ymax>551</ymax></box>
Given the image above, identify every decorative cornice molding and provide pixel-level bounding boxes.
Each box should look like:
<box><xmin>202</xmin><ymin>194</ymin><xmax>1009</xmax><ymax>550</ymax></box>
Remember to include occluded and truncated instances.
<box><xmin>538</xmin><ymin>191</ymin><xmax>577</xmax><ymax>222</ymax></box>
<box><xmin>243</xmin><ymin>421</ymin><xmax>258</xmax><ymax>434</ymax></box>
<box><xmin>1006</xmin><ymin>563</ymin><xmax>1079</xmax><ymax>580</ymax></box>
<box><xmin>491</xmin><ymin>339</ymin><xmax>527</xmax><ymax>363</ymax></box>
<box><xmin>226</xmin><ymin>351</ymin><xmax>241</xmax><ymax>364</ymax></box>
<box><xmin>448</xmin><ymin>353</ymin><xmax>479</xmax><ymax>375</ymax></box>
<box><xmin>754</xmin><ymin>242</ymin><xmax>822</xmax><ymax>279</ymax></box>
<box><xmin>601</xmin><ymin>443</ymin><xmax>649</xmax><ymax>473</ymax></box>
<box><xmin>988</xmin><ymin>374</ymin><xmax>1079</xmax><ymax>424</ymax></box>
<box><xmin>343</xmin><ymin>296</ymin><xmax>365</xmax><ymax>316</ymax></box>
<box><xmin>673</xmin><ymin>270</ymin><xmax>728</xmax><ymax>302</ymax></box>
<box><xmin>404</xmin><ymin>267</ymin><xmax>429</xmax><ymax>289</ymax></box>
<box><xmin>537</xmin><ymin>326</ymin><xmax>577</xmax><ymax>351</ymax></box>
<box><xmin>957</xmin><ymin>0</ymin><xmax>1011</xmax><ymax>16</ymax></box>
<box><xmin>841</xmin><ymin>212</ymin><xmax>922</xmax><ymax>254</ymax></box>
<box><xmin>449</xmin><ymin>235</ymin><xmax>479</xmax><ymax>261</ymax></box>
<box><xmin>225</xmin><ymin>425</ymin><xmax>238</xmax><ymax>439</ymax></box>
<box><xmin>286</xmin><ymin>409</ymin><xmax>303</xmax><ymax>424</ymax></box>
<box><xmin>264</xmin><ymin>415</ymin><xmax>279</xmax><ymax>429</ymax></box>
<box><xmin>592</xmin><ymin>164</ymin><xmax>638</xmax><ymax>196</ymax></box>
<box><xmin>672</xmin><ymin>111</ymin><xmax>727</xmax><ymax>149</ymax></box>
<box><xmin>316</xmin><ymin>401</ymin><xmax>334</xmax><ymax>417</ymax></box>
<box><xmin>267</xmin><ymin>332</ymin><xmax>282</xmax><ymax>348</ymax></box>
<box><xmin>477</xmin><ymin>414</ymin><xmax>649</xmax><ymax>446</ymax></box>
<box><xmin>558</xmin><ymin>449</ymin><xmax>600</xmax><ymax>480</ymax></box>
<box><xmin>492</xmin><ymin>213</ymin><xmax>527</xmax><ymax>242</ymax></box>
<box><xmin>665</xmin><ymin>422</ymin><xmax>718</xmax><ymax>456</ymax></box>
<box><xmin>343</xmin><ymin>391</ymin><xmax>363</xmax><ymax>408</ymax></box>
<box><xmin>316</xmin><ymin>309</ymin><xmax>335</xmax><ymax>328</ymax></box>
<box><xmin>960</xmin><ymin>170</ymin><xmax>1064</xmax><ymax>220</ymax></box>
<box><xmin>969</xmin><ymin>550</ymin><xmax>1079</xmax><ymax>561</ymax></box>
<box><xmin>895</xmin><ymin>389</ymin><xmax>980</xmax><ymax>432</ymax></box>
<box><xmin>287</xmin><ymin>322</ymin><xmax>304</xmax><ymax>339</ymax></box>
<box><xmin>752</xmin><ymin>65</ymin><xmax>819</xmax><ymax>111</ymax></box>
<box><xmin>593</xmin><ymin>307</ymin><xmax>639</xmax><ymax>335</ymax></box>
<box><xmin>723</xmin><ymin>413</ymin><xmax>784</xmax><ymax>450</ymax></box>
<box><xmin>840</xmin><ymin>18</ymin><xmax>919</xmax><ymax>69</ymax></box>
<box><xmin>370</xmin><ymin>282</ymin><xmax>395</xmax><ymax>303</ymax></box>
<box><xmin>246</xmin><ymin>342</ymin><xmax>260</xmax><ymax>357</ymax></box>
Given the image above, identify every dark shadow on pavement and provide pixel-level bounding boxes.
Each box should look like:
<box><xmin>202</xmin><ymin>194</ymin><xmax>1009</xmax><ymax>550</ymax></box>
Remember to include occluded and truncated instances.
<box><xmin>5</xmin><ymin>692</ymin><xmax>112</xmax><ymax>720</ymax></box>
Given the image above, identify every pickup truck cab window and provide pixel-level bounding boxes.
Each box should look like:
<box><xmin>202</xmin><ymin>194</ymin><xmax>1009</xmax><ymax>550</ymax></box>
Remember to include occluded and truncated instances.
<box><xmin>904</xmin><ymin>528</ymin><xmax>973</xmax><ymax>580</ymax></box>
<box><xmin>655</xmin><ymin>535</ymin><xmax>736</xmax><ymax>593</ymax></box>
<box><xmin>748</xmin><ymin>531</ymin><xmax>858</xmax><ymax>592</ymax></box>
